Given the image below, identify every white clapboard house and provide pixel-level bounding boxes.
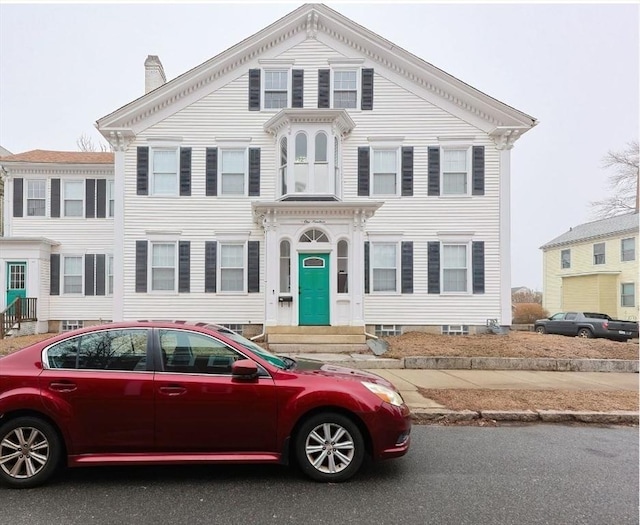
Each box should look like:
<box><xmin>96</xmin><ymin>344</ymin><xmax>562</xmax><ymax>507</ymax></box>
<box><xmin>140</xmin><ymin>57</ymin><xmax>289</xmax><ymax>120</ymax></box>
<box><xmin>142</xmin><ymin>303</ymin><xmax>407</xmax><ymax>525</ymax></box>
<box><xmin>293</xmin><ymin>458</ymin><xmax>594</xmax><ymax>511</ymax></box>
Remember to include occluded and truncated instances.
<box><xmin>1</xmin><ymin>4</ymin><xmax>536</xmax><ymax>347</ymax></box>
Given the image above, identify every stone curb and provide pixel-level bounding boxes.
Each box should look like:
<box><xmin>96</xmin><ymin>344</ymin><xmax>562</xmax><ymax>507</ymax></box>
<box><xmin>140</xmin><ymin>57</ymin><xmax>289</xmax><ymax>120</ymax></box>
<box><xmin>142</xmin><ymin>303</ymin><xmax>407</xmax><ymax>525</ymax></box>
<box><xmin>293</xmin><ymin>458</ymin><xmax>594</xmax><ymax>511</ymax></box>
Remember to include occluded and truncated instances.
<box><xmin>401</xmin><ymin>356</ymin><xmax>639</xmax><ymax>373</ymax></box>
<box><xmin>410</xmin><ymin>409</ymin><xmax>639</xmax><ymax>425</ymax></box>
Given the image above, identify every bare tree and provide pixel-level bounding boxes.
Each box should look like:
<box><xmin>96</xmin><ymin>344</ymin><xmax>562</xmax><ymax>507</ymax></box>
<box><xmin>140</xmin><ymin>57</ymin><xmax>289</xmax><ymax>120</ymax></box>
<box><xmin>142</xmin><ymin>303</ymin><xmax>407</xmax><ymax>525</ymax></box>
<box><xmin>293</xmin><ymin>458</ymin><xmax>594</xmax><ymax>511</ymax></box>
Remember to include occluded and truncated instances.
<box><xmin>77</xmin><ymin>133</ymin><xmax>111</xmax><ymax>152</ymax></box>
<box><xmin>512</xmin><ymin>289</ymin><xmax>543</xmax><ymax>304</ymax></box>
<box><xmin>591</xmin><ymin>140</ymin><xmax>639</xmax><ymax>218</ymax></box>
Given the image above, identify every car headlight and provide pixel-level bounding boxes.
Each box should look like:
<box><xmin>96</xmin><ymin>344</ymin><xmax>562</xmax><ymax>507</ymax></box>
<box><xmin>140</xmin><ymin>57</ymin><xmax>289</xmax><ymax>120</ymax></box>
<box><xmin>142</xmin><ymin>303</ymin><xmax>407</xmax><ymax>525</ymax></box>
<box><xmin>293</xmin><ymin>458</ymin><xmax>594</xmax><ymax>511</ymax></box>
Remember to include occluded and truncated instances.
<box><xmin>362</xmin><ymin>381</ymin><xmax>404</xmax><ymax>407</ymax></box>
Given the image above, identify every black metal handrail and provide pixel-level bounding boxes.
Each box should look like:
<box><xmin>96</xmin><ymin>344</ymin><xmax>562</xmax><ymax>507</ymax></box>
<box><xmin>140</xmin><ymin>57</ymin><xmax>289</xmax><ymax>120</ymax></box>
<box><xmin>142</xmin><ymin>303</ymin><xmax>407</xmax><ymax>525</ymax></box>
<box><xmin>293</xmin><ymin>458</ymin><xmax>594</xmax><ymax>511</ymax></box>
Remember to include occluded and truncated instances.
<box><xmin>0</xmin><ymin>297</ymin><xmax>38</xmax><ymax>339</ymax></box>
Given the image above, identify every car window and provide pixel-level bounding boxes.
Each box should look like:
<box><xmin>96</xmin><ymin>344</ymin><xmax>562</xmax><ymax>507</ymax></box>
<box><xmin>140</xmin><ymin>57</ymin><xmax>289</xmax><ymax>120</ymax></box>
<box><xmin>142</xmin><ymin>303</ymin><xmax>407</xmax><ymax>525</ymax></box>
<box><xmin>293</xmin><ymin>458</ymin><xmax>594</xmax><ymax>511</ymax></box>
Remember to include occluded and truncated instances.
<box><xmin>159</xmin><ymin>329</ymin><xmax>241</xmax><ymax>375</ymax></box>
<box><xmin>565</xmin><ymin>313</ymin><xmax>577</xmax><ymax>321</ymax></box>
<box><xmin>549</xmin><ymin>313</ymin><xmax>566</xmax><ymax>320</ymax></box>
<box><xmin>46</xmin><ymin>329</ymin><xmax>148</xmax><ymax>371</ymax></box>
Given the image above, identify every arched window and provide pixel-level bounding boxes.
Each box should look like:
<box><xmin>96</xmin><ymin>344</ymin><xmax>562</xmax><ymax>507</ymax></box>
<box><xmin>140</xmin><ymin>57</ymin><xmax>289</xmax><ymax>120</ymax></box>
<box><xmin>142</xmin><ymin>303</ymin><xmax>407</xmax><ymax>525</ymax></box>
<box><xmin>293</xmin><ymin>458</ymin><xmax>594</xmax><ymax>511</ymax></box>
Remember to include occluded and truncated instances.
<box><xmin>300</xmin><ymin>229</ymin><xmax>329</xmax><ymax>243</ymax></box>
<box><xmin>294</xmin><ymin>132</ymin><xmax>308</xmax><ymax>192</ymax></box>
<box><xmin>315</xmin><ymin>132</ymin><xmax>327</xmax><ymax>162</ymax></box>
<box><xmin>280</xmin><ymin>137</ymin><xmax>287</xmax><ymax>195</ymax></box>
<box><xmin>314</xmin><ymin>132</ymin><xmax>329</xmax><ymax>193</ymax></box>
<box><xmin>280</xmin><ymin>240</ymin><xmax>290</xmax><ymax>293</ymax></box>
<box><xmin>337</xmin><ymin>240</ymin><xmax>348</xmax><ymax>293</ymax></box>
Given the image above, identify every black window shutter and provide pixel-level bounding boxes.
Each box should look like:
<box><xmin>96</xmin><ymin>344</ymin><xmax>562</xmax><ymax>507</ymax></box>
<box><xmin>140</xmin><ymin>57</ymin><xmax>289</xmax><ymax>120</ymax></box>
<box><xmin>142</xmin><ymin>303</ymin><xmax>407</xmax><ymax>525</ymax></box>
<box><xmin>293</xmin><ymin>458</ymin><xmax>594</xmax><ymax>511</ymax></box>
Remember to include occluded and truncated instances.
<box><xmin>472</xmin><ymin>241</ymin><xmax>485</xmax><ymax>294</ymax></box>
<box><xmin>51</xmin><ymin>178</ymin><xmax>61</xmax><ymax>218</ymax></box>
<box><xmin>472</xmin><ymin>146</ymin><xmax>485</xmax><ymax>196</ymax></box>
<box><xmin>358</xmin><ymin>147</ymin><xmax>370</xmax><ymax>196</ymax></box>
<box><xmin>428</xmin><ymin>147</ymin><xmax>440</xmax><ymax>196</ymax></box>
<box><xmin>180</xmin><ymin>147</ymin><xmax>192</xmax><ymax>196</ymax></box>
<box><xmin>205</xmin><ymin>241</ymin><xmax>217</xmax><ymax>293</ymax></box>
<box><xmin>84</xmin><ymin>254</ymin><xmax>95</xmax><ymax>296</ymax></box>
<box><xmin>401</xmin><ymin>147</ymin><xmax>413</xmax><ymax>197</ymax></box>
<box><xmin>292</xmin><ymin>69</ymin><xmax>304</xmax><ymax>108</ymax></box>
<box><xmin>401</xmin><ymin>241</ymin><xmax>413</xmax><ymax>294</ymax></box>
<box><xmin>318</xmin><ymin>69</ymin><xmax>330</xmax><ymax>108</ymax></box>
<box><xmin>206</xmin><ymin>148</ymin><xmax>218</xmax><ymax>196</ymax></box>
<box><xmin>50</xmin><ymin>254</ymin><xmax>60</xmax><ymax>296</ymax></box>
<box><xmin>137</xmin><ymin>147</ymin><xmax>149</xmax><ymax>196</ymax></box>
<box><xmin>178</xmin><ymin>241</ymin><xmax>190</xmax><ymax>293</ymax></box>
<box><xmin>249</xmin><ymin>69</ymin><xmax>261</xmax><ymax>111</ymax></box>
<box><xmin>364</xmin><ymin>241</ymin><xmax>370</xmax><ymax>294</ymax></box>
<box><xmin>248</xmin><ymin>148</ymin><xmax>261</xmax><ymax>196</ymax></box>
<box><xmin>361</xmin><ymin>68</ymin><xmax>374</xmax><ymax>110</ymax></box>
<box><xmin>95</xmin><ymin>254</ymin><xmax>106</xmax><ymax>296</ymax></box>
<box><xmin>96</xmin><ymin>179</ymin><xmax>106</xmax><ymax>218</ymax></box>
<box><xmin>85</xmin><ymin>179</ymin><xmax>96</xmax><ymax>218</ymax></box>
<box><xmin>13</xmin><ymin>178</ymin><xmax>23</xmax><ymax>217</ymax></box>
<box><xmin>135</xmin><ymin>240</ymin><xmax>148</xmax><ymax>293</ymax></box>
<box><xmin>248</xmin><ymin>240</ymin><xmax>260</xmax><ymax>293</ymax></box>
<box><xmin>427</xmin><ymin>241</ymin><xmax>440</xmax><ymax>294</ymax></box>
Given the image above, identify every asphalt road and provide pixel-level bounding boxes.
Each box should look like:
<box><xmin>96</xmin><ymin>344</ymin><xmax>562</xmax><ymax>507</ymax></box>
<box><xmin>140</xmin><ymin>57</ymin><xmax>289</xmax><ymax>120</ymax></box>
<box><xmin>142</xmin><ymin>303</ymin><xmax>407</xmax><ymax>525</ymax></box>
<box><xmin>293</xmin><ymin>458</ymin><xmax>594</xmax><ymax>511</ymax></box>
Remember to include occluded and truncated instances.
<box><xmin>1</xmin><ymin>425</ymin><xmax>637</xmax><ymax>525</ymax></box>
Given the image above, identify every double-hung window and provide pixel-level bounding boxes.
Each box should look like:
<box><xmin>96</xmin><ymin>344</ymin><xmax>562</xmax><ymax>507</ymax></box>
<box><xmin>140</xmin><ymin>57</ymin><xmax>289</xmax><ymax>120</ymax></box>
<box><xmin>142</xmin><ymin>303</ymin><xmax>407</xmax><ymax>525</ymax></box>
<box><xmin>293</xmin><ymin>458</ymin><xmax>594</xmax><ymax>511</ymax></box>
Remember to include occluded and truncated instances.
<box><xmin>264</xmin><ymin>70</ymin><xmax>288</xmax><ymax>109</ymax></box>
<box><xmin>107</xmin><ymin>255</ymin><xmax>114</xmax><ymax>295</ymax></box>
<box><xmin>63</xmin><ymin>256</ymin><xmax>83</xmax><ymax>294</ymax></box>
<box><xmin>561</xmin><ymin>249</ymin><xmax>571</xmax><ymax>269</ymax></box>
<box><xmin>151</xmin><ymin>149</ymin><xmax>178</xmax><ymax>196</ymax></box>
<box><xmin>442</xmin><ymin>244</ymin><xmax>468</xmax><ymax>292</ymax></box>
<box><xmin>220</xmin><ymin>243</ymin><xmax>245</xmax><ymax>292</ymax></box>
<box><xmin>442</xmin><ymin>148</ymin><xmax>470</xmax><ymax>195</ymax></box>
<box><xmin>593</xmin><ymin>242</ymin><xmax>605</xmax><ymax>265</ymax></box>
<box><xmin>333</xmin><ymin>70</ymin><xmax>357</xmax><ymax>108</ymax></box>
<box><xmin>107</xmin><ymin>180</ymin><xmax>115</xmax><ymax>217</ymax></box>
<box><xmin>220</xmin><ymin>150</ymin><xmax>246</xmax><ymax>195</ymax></box>
<box><xmin>27</xmin><ymin>179</ymin><xmax>46</xmax><ymax>216</ymax></box>
<box><xmin>621</xmin><ymin>283</ymin><xmax>635</xmax><ymax>307</ymax></box>
<box><xmin>64</xmin><ymin>181</ymin><xmax>84</xmax><ymax>217</ymax></box>
<box><xmin>371</xmin><ymin>243</ymin><xmax>397</xmax><ymax>292</ymax></box>
<box><xmin>372</xmin><ymin>149</ymin><xmax>398</xmax><ymax>196</ymax></box>
<box><xmin>151</xmin><ymin>243</ymin><xmax>176</xmax><ymax>291</ymax></box>
<box><xmin>621</xmin><ymin>238</ymin><xmax>635</xmax><ymax>262</ymax></box>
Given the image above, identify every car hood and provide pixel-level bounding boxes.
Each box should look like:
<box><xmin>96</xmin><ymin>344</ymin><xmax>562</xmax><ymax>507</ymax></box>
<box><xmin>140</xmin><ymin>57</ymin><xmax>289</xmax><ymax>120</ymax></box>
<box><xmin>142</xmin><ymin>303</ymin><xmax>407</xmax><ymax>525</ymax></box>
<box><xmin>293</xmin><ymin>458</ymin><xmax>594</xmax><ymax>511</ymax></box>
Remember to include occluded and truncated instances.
<box><xmin>291</xmin><ymin>358</ymin><xmax>396</xmax><ymax>388</ymax></box>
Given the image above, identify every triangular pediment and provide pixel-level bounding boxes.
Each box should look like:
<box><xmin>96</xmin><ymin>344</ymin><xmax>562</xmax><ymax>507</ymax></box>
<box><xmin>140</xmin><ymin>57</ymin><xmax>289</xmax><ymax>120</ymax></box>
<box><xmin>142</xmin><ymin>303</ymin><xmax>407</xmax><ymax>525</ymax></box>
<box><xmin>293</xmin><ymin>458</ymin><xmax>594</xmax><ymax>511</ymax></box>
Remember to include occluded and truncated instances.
<box><xmin>96</xmin><ymin>3</ymin><xmax>536</xmax><ymax>144</ymax></box>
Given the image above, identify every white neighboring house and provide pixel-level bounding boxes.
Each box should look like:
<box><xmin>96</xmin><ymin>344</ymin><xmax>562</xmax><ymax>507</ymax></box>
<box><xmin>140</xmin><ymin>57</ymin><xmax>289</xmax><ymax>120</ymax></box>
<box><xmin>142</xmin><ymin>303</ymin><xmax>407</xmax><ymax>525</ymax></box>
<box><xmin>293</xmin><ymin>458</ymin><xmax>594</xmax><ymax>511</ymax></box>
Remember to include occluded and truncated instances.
<box><xmin>0</xmin><ymin>150</ymin><xmax>114</xmax><ymax>335</ymax></box>
<box><xmin>2</xmin><ymin>4</ymin><xmax>537</xmax><ymax>339</ymax></box>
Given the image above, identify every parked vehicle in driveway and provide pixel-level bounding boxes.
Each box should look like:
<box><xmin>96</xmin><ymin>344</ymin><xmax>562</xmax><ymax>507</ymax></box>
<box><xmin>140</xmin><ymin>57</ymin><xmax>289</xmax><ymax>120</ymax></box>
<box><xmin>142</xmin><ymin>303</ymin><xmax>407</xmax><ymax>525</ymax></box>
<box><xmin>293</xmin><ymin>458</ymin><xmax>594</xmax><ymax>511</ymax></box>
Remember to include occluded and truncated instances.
<box><xmin>534</xmin><ymin>312</ymin><xmax>639</xmax><ymax>342</ymax></box>
<box><xmin>0</xmin><ymin>321</ymin><xmax>411</xmax><ymax>488</ymax></box>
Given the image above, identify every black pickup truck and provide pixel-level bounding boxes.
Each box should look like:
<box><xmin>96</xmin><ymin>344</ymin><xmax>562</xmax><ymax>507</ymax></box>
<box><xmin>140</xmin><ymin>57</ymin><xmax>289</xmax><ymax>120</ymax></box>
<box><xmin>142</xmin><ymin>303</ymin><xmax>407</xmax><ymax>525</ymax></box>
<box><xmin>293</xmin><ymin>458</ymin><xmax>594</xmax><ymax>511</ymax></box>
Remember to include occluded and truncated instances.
<box><xmin>534</xmin><ymin>312</ymin><xmax>639</xmax><ymax>342</ymax></box>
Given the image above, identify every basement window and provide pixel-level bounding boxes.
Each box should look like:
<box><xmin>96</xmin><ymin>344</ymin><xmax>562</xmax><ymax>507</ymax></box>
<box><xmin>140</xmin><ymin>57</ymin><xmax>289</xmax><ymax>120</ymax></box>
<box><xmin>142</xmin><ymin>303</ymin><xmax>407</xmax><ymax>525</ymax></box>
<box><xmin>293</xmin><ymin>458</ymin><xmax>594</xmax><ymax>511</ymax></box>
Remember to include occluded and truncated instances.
<box><xmin>374</xmin><ymin>324</ymin><xmax>402</xmax><ymax>337</ymax></box>
<box><xmin>221</xmin><ymin>323</ymin><xmax>244</xmax><ymax>335</ymax></box>
<box><xmin>61</xmin><ymin>320</ymin><xmax>83</xmax><ymax>332</ymax></box>
<box><xmin>441</xmin><ymin>325</ymin><xmax>469</xmax><ymax>336</ymax></box>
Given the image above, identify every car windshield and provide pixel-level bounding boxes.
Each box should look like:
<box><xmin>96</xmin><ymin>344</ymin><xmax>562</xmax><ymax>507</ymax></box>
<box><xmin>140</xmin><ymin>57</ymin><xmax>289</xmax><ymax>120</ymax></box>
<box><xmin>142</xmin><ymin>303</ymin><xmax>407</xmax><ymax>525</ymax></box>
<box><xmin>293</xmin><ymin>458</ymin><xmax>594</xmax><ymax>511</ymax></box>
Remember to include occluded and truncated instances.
<box><xmin>212</xmin><ymin>327</ymin><xmax>288</xmax><ymax>369</ymax></box>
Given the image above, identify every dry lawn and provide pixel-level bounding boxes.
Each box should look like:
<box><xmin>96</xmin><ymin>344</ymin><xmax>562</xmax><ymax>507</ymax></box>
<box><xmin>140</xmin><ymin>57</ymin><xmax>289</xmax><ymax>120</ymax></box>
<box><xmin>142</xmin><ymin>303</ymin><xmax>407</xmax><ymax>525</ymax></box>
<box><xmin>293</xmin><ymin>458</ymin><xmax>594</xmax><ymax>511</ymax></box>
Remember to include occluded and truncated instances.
<box><xmin>418</xmin><ymin>388</ymin><xmax>639</xmax><ymax>412</ymax></box>
<box><xmin>384</xmin><ymin>330</ymin><xmax>639</xmax><ymax>360</ymax></box>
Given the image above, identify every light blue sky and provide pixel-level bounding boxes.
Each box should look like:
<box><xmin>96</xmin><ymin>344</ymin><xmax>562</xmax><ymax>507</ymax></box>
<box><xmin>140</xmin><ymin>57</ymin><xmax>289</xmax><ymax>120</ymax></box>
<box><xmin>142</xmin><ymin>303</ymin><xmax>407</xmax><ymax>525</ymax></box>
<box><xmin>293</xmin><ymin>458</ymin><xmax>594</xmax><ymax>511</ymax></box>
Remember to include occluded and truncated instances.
<box><xmin>1</xmin><ymin>2</ymin><xmax>638</xmax><ymax>290</ymax></box>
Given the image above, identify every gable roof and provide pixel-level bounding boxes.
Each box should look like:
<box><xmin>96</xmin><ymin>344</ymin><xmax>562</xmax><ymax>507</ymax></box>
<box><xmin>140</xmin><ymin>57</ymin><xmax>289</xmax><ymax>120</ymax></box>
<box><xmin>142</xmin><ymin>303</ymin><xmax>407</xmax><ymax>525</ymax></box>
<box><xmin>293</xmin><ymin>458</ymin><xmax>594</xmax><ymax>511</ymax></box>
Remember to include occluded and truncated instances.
<box><xmin>0</xmin><ymin>149</ymin><xmax>114</xmax><ymax>165</ymax></box>
<box><xmin>96</xmin><ymin>3</ymin><xmax>537</xmax><ymax>144</ymax></box>
<box><xmin>540</xmin><ymin>212</ymin><xmax>639</xmax><ymax>250</ymax></box>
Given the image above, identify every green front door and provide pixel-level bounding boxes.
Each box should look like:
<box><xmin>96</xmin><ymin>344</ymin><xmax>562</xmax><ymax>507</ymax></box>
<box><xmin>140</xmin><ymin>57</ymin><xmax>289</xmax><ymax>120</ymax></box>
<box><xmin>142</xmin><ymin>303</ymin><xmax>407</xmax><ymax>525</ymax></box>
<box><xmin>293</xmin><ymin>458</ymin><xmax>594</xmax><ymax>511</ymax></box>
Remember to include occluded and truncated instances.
<box><xmin>299</xmin><ymin>254</ymin><xmax>330</xmax><ymax>326</ymax></box>
<box><xmin>6</xmin><ymin>262</ymin><xmax>27</xmax><ymax>306</ymax></box>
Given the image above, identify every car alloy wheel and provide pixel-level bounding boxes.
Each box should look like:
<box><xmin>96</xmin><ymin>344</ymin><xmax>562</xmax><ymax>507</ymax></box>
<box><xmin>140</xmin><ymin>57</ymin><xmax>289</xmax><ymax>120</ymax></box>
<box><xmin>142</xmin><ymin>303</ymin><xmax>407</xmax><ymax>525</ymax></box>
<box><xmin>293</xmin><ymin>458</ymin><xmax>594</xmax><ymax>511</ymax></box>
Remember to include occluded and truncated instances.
<box><xmin>0</xmin><ymin>417</ymin><xmax>61</xmax><ymax>488</ymax></box>
<box><xmin>295</xmin><ymin>412</ymin><xmax>364</xmax><ymax>482</ymax></box>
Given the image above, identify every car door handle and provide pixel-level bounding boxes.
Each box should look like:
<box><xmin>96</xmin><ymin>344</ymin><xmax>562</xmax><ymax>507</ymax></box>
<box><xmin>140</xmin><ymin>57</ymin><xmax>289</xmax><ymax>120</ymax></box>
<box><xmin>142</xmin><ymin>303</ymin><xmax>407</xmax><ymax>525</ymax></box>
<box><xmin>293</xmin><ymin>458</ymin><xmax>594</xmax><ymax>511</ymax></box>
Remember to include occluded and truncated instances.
<box><xmin>159</xmin><ymin>386</ymin><xmax>187</xmax><ymax>396</ymax></box>
<box><xmin>49</xmin><ymin>381</ymin><xmax>77</xmax><ymax>393</ymax></box>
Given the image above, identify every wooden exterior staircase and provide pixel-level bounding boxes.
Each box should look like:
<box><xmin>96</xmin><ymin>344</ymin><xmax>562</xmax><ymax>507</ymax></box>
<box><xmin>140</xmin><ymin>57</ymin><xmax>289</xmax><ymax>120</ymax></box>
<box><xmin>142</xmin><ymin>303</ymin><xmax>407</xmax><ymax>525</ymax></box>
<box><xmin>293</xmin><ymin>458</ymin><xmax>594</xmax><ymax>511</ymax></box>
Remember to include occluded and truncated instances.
<box><xmin>1</xmin><ymin>298</ymin><xmax>38</xmax><ymax>339</ymax></box>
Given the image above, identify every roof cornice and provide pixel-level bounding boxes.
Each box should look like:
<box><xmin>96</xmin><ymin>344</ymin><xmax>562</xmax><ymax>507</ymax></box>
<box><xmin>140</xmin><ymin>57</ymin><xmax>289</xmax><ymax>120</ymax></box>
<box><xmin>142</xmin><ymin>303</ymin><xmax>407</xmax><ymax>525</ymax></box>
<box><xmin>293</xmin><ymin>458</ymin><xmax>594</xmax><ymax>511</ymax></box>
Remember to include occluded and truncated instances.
<box><xmin>97</xmin><ymin>3</ymin><xmax>537</xmax><ymax>139</ymax></box>
<box><xmin>263</xmin><ymin>108</ymin><xmax>355</xmax><ymax>137</ymax></box>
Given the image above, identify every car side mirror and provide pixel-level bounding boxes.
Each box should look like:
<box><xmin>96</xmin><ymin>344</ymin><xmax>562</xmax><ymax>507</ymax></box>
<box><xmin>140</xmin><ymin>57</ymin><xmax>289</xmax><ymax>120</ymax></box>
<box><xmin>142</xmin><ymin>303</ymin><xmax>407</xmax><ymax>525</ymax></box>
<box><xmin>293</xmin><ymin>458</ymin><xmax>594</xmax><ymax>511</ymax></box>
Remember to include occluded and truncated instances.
<box><xmin>231</xmin><ymin>359</ymin><xmax>259</xmax><ymax>379</ymax></box>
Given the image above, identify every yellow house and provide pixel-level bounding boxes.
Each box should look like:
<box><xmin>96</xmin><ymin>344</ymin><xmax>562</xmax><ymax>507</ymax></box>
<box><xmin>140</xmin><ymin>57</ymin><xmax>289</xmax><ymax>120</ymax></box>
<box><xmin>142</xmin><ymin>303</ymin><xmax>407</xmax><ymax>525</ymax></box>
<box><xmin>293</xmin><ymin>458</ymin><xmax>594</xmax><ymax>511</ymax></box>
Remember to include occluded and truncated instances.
<box><xmin>541</xmin><ymin>212</ymin><xmax>639</xmax><ymax>321</ymax></box>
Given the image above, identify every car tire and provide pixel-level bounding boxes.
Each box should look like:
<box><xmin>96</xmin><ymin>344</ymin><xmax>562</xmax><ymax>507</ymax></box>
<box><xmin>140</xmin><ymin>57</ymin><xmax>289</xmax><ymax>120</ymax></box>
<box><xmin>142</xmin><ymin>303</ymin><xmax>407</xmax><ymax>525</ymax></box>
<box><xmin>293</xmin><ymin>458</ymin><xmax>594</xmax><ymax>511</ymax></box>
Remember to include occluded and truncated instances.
<box><xmin>535</xmin><ymin>326</ymin><xmax>546</xmax><ymax>334</ymax></box>
<box><xmin>0</xmin><ymin>416</ymin><xmax>62</xmax><ymax>489</ymax></box>
<box><xmin>577</xmin><ymin>328</ymin><xmax>593</xmax><ymax>339</ymax></box>
<box><xmin>294</xmin><ymin>412</ymin><xmax>365</xmax><ymax>483</ymax></box>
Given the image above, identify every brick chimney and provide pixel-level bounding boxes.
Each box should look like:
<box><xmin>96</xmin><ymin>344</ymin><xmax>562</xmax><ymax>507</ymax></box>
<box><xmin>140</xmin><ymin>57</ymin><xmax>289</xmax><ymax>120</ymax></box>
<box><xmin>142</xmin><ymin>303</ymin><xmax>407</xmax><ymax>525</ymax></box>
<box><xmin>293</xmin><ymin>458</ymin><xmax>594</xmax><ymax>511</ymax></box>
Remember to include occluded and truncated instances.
<box><xmin>144</xmin><ymin>55</ymin><xmax>166</xmax><ymax>94</ymax></box>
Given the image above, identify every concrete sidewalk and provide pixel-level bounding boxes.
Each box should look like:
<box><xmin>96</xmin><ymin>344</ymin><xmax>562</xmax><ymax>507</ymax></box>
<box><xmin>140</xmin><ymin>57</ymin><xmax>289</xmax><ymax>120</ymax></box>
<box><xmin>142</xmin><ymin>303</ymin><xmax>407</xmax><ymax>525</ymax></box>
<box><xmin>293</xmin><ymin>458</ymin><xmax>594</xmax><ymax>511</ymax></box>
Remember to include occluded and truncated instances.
<box><xmin>284</xmin><ymin>353</ymin><xmax>640</xmax><ymax>424</ymax></box>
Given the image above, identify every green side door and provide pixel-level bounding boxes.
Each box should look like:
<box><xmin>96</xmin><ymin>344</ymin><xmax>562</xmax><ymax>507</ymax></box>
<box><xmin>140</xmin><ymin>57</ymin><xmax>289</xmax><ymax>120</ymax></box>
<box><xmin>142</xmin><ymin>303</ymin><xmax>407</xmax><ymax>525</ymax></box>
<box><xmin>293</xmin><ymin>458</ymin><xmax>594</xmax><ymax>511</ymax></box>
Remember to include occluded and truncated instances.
<box><xmin>6</xmin><ymin>262</ymin><xmax>27</xmax><ymax>306</ymax></box>
<box><xmin>298</xmin><ymin>254</ymin><xmax>330</xmax><ymax>326</ymax></box>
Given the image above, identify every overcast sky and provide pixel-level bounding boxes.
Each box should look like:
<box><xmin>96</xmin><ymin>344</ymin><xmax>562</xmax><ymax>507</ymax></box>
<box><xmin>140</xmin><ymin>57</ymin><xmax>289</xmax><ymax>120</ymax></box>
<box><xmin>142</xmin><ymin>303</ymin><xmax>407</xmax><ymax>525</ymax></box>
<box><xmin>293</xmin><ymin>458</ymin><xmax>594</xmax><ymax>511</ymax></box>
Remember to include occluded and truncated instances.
<box><xmin>0</xmin><ymin>2</ymin><xmax>638</xmax><ymax>290</ymax></box>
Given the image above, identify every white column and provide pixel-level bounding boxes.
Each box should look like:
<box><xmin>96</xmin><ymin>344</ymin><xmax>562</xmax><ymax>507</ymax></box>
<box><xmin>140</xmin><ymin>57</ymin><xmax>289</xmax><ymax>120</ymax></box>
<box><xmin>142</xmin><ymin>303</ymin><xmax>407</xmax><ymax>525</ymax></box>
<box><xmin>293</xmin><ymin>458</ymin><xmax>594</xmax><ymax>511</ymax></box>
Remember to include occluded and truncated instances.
<box><xmin>112</xmin><ymin>149</ymin><xmax>126</xmax><ymax>321</ymax></box>
<box><xmin>263</xmin><ymin>212</ymin><xmax>279</xmax><ymax>326</ymax></box>
<box><xmin>499</xmin><ymin>147</ymin><xmax>512</xmax><ymax>326</ymax></box>
<box><xmin>350</xmin><ymin>210</ymin><xmax>365</xmax><ymax>326</ymax></box>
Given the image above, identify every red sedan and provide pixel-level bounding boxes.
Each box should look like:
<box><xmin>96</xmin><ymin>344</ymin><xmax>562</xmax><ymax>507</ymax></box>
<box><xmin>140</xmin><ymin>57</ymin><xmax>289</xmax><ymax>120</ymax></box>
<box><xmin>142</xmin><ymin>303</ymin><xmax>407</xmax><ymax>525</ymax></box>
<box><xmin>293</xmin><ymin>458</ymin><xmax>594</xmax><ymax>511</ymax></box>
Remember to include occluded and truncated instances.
<box><xmin>0</xmin><ymin>321</ymin><xmax>411</xmax><ymax>488</ymax></box>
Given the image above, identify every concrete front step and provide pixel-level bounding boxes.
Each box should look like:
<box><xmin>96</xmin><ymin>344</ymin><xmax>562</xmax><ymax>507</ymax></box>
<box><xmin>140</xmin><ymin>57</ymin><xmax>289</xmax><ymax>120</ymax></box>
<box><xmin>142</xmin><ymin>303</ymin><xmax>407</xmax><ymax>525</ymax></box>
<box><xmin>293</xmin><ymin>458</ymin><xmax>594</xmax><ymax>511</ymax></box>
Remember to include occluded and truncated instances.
<box><xmin>267</xmin><ymin>334</ymin><xmax>366</xmax><ymax>344</ymax></box>
<box><xmin>266</xmin><ymin>325</ymin><xmax>364</xmax><ymax>335</ymax></box>
<box><xmin>269</xmin><ymin>343</ymin><xmax>370</xmax><ymax>354</ymax></box>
